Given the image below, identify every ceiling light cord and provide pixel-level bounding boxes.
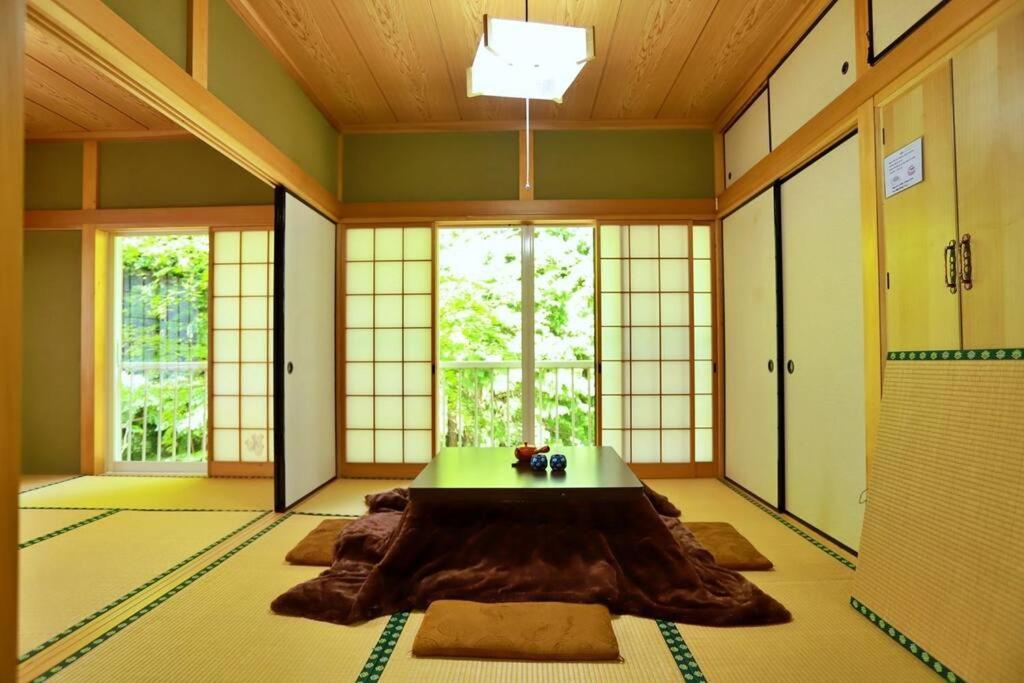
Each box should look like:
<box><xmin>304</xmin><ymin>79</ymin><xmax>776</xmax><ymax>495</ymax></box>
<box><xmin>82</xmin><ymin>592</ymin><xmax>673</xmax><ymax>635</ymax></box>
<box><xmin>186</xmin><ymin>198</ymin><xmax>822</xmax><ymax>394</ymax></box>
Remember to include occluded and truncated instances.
<box><xmin>524</xmin><ymin>98</ymin><xmax>531</xmax><ymax>191</ymax></box>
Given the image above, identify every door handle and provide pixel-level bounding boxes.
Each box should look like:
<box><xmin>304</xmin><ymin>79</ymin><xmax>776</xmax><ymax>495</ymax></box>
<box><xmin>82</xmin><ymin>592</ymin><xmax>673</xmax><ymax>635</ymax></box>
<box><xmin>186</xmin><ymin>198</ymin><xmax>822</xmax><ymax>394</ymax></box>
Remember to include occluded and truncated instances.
<box><xmin>287</xmin><ymin>361</ymin><xmax>294</xmax><ymax>374</ymax></box>
<box><xmin>786</xmin><ymin>360</ymin><xmax>795</xmax><ymax>374</ymax></box>
<box><xmin>768</xmin><ymin>360</ymin><xmax>774</xmax><ymax>373</ymax></box>
<box><xmin>959</xmin><ymin>234</ymin><xmax>973</xmax><ymax>291</ymax></box>
<box><xmin>944</xmin><ymin>240</ymin><xmax>958</xmax><ymax>294</ymax></box>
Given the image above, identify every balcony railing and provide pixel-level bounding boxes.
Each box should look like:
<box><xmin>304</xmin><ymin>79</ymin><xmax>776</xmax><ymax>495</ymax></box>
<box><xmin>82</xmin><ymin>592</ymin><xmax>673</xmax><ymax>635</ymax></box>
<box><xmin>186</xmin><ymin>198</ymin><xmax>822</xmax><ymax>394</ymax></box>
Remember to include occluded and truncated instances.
<box><xmin>439</xmin><ymin>361</ymin><xmax>596</xmax><ymax>448</ymax></box>
<box><xmin>118</xmin><ymin>361</ymin><xmax>207</xmax><ymax>462</ymax></box>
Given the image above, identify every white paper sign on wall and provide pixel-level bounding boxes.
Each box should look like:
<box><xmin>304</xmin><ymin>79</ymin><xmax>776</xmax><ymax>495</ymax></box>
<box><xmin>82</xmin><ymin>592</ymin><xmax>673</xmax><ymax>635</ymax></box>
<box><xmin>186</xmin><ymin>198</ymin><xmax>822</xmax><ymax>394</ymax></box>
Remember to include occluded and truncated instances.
<box><xmin>883</xmin><ymin>137</ymin><xmax>924</xmax><ymax>198</ymax></box>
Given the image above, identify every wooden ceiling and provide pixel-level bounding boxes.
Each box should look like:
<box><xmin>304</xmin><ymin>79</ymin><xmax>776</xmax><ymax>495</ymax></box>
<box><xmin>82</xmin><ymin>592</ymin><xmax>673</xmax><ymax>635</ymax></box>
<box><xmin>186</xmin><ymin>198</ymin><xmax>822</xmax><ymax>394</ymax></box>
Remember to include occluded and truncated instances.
<box><xmin>235</xmin><ymin>0</ymin><xmax>816</xmax><ymax>129</ymax></box>
<box><xmin>23</xmin><ymin>22</ymin><xmax>181</xmax><ymax>139</ymax></box>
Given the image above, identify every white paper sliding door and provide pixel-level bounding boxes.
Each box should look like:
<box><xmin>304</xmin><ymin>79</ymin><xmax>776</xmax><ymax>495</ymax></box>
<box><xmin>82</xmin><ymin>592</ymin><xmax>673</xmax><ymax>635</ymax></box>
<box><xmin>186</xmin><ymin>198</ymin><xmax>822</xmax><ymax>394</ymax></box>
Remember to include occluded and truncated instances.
<box><xmin>780</xmin><ymin>135</ymin><xmax>866</xmax><ymax>549</ymax></box>
<box><xmin>274</xmin><ymin>189</ymin><xmax>337</xmax><ymax>511</ymax></box>
<box><xmin>723</xmin><ymin>190</ymin><xmax>779</xmax><ymax>505</ymax></box>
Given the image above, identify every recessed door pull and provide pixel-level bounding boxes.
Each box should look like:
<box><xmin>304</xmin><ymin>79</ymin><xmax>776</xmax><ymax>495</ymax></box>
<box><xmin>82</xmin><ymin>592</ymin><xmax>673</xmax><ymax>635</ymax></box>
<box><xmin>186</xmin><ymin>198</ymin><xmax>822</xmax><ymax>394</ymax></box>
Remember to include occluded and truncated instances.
<box><xmin>787</xmin><ymin>360</ymin><xmax>795</xmax><ymax>374</ymax></box>
<box><xmin>959</xmin><ymin>233</ymin><xmax>973</xmax><ymax>291</ymax></box>
<box><xmin>287</xmin><ymin>362</ymin><xmax>294</xmax><ymax>374</ymax></box>
<box><xmin>768</xmin><ymin>359</ymin><xmax>775</xmax><ymax>373</ymax></box>
<box><xmin>944</xmin><ymin>240</ymin><xmax>958</xmax><ymax>294</ymax></box>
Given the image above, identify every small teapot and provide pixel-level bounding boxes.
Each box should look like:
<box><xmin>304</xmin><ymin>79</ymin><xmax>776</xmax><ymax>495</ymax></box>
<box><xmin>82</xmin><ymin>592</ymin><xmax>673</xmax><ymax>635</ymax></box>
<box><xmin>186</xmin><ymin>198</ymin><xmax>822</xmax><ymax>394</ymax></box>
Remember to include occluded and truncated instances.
<box><xmin>514</xmin><ymin>442</ymin><xmax>550</xmax><ymax>463</ymax></box>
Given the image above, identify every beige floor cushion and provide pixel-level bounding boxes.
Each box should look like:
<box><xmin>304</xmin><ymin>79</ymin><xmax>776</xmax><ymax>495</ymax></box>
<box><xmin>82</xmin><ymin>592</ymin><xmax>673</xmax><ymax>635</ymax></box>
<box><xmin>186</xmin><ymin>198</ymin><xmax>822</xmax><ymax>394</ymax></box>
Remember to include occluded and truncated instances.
<box><xmin>284</xmin><ymin>518</ymin><xmax>351</xmax><ymax>566</ymax></box>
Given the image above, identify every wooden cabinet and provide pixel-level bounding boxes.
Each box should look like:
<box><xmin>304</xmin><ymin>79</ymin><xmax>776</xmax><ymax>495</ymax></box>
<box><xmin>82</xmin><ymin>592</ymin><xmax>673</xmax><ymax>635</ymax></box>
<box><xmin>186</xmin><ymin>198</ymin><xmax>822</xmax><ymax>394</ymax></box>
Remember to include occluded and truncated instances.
<box><xmin>878</xmin><ymin>63</ymin><xmax>961</xmax><ymax>352</ymax></box>
<box><xmin>723</xmin><ymin>189</ymin><xmax>778</xmax><ymax>505</ymax></box>
<box><xmin>724</xmin><ymin>90</ymin><xmax>770</xmax><ymax>188</ymax></box>
<box><xmin>870</xmin><ymin>0</ymin><xmax>945</xmax><ymax>58</ymax></box>
<box><xmin>769</xmin><ymin>0</ymin><xmax>856</xmax><ymax>147</ymax></box>
<box><xmin>879</xmin><ymin>11</ymin><xmax>1024</xmax><ymax>352</ymax></box>
<box><xmin>952</xmin><ymin>13</ymin><xmax>1024</xmax><ymax>348</ymax></box>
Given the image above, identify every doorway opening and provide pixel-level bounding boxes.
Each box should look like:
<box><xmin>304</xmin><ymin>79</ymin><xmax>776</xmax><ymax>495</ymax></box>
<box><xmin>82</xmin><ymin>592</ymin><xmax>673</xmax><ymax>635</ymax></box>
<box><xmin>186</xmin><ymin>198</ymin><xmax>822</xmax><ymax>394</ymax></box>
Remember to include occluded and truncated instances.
<box><xmin>111</xmin><ymin>233</ymin><xmax>209</xmax><ymax>473</ymax></box>
<box><xmin>437</xmin><ymin>224</ymin><xmax>596</xmax><ymax>447</ymax></box>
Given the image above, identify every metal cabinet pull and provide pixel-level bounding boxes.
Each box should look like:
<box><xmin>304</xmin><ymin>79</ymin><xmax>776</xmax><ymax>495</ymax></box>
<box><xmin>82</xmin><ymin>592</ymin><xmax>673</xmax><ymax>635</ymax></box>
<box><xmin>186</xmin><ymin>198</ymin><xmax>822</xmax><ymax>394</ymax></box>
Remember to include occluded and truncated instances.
<box><xmin>944</xmin><ymin>240</ymin><xmax>958</xmax><ymax>294</ymax></box>
<box><xmin>959</xmin><ymin>233</ymin><xmax>973</xmax><ymax>291</ymax></box>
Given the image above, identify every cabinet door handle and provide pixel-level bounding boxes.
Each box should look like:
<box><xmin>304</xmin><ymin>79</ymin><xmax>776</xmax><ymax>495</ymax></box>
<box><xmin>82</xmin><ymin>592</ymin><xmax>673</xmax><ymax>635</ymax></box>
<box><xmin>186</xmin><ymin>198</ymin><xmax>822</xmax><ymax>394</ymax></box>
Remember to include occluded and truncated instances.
<box><xmin>768</xmin><ymin>359</ymin><xmax>774</xmax><ymax>373</ymax></box>
<box><xmin>959</xmin><ymin>233</ymin><xmax>973</xmax><ymax>291</ymax></box>
<box><xmin>786</xmin><ymin>360</ymin><xmax>795</xmax><ymax>374</ymax></box>
<box><xmin>944</xmin><ymin>240</ymin><xmax>958</xmax><ymax>294</ymax></box>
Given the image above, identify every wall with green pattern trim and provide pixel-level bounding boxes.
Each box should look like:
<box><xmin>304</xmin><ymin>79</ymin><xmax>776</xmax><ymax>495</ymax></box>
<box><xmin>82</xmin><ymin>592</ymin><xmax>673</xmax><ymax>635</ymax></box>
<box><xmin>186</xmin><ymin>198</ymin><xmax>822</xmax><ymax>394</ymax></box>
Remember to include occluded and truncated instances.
<box><xmin>208</xmin><ymin>0</ymin><xmax>338</xmax><ymax>192</ymax></box>
<box><xmin>102</xmin><ymin>0</ymin><xmax>188</xmax><ymax>69</ymax></box>
<box><xmin>25</xmin><ymin>142</ymin><xmax>84</xmax><ymax>211</ymax></box>
<box><xmin>99</xmin><ymin>139</ymin><xmax>273</xmax><ymax>208</ymax></box>
<box><xmin>23</xmin><ymin>230</ymin><xmax>82</xmax><ymax>475</ymax></box>
<box><xmin>343</xmin><ymin>131</ymin><xmax>519</xmax><ymax>202</ymax></box>
<box><xmin>534</xmin><ymin>129</ymin><xmax>714</xmax><ymax>200</ymax></box>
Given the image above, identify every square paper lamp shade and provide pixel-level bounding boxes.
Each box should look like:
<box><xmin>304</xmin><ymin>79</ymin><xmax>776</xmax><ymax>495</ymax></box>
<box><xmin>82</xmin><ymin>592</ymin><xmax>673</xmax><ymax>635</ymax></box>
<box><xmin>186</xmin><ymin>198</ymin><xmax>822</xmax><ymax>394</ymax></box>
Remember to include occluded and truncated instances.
<box><xmin>467</xmin><ymin>17</ymin><xmax>594</xmax><ymax>102</ymax></box>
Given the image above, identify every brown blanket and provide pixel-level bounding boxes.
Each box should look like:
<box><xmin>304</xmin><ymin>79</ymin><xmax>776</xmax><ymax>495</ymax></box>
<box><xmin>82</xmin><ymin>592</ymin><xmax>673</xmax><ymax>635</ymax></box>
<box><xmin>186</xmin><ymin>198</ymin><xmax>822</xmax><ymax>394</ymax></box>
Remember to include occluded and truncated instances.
<box><xmin>272</xmin><ymin>486</ymin><xmax>791</xmax><ymax>627</ymax></box>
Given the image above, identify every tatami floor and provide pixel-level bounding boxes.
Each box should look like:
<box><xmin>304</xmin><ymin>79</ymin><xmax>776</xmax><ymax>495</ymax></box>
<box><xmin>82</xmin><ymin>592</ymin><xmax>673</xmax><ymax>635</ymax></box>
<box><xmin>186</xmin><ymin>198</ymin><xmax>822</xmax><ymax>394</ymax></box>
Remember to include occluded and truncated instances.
<box><xmin>16</xmin><ymin>474</ymin><xmax>937</xmax><ymax>682</ymax></box>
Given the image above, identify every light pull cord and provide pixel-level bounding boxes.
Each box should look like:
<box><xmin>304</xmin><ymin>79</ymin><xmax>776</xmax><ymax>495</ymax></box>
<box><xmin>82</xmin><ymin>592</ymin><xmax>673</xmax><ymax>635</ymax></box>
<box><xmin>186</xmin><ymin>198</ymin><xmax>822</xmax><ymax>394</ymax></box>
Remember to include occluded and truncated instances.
<box><xmin>524</xmin><ymin>98</ymin><xmax>531</xmax><ymax>191</ymax></box>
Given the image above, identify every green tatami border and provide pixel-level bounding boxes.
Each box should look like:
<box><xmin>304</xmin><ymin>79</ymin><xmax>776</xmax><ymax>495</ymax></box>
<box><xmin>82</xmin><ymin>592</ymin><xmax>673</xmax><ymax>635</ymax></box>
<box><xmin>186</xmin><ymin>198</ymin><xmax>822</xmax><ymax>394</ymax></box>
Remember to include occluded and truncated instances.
<box><xmin>888</xmin><ymin>348</ymin><xmax>1023</xmax><ymax>361</ymax></box>
<box><xmin>850</xmin><ymin>598</ymin><xmax>965</xmax><ymax>683</ymax></box>
<box><xmin>19</xmin><ymin>476</ymin><xmax>81</xmax><ymax>495</ymax></box>
<box><xmin>19</xmin><ymin>510</ymin><xmax>270</xmax><ymax>665</ymax></box>
<box><xmin>20</xmin><ymin>506</ymin><xmax>271</xmax><ymax>513</ymax></box>
<box><xmin>357</xmin><ymin>611</ymin><xmax>410</xmax><ymax>682</ymax></box>
<box><xmin>722</xmin><ymin>479</ymin><xmax>857</xmax><ymax>570</ymax></box>
<box><xmin>19</xmin><ymin>509</ymin><xmax>119</xmax><ymax>550</ymax></box>
<box><xmin>657</xmin><ymin>619</ymin><xmax>706</xmax><ymax>681</ymax></box>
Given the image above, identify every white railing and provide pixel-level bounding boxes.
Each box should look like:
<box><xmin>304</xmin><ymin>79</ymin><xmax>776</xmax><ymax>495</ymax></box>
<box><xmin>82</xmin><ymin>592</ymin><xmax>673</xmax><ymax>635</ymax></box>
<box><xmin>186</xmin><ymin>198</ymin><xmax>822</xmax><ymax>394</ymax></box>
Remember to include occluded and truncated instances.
<box><xmin>439</xmin><ymin>360</ymin><xmax>596</xmax><ymax>447</ymax></box>
<box><xmin>118</xmin><ymin>361</ymin><xmax>207</xmax><ymax>463</ymax></box>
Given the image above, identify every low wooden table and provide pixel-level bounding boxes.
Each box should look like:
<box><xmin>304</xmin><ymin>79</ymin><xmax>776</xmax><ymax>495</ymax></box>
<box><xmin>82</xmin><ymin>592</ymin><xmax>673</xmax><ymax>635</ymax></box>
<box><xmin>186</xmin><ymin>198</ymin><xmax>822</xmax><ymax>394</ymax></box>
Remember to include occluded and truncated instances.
<box><xmin>409</xmin><ymin>446</ymin><xmax>643</xmax><ymax>504</ymax></box>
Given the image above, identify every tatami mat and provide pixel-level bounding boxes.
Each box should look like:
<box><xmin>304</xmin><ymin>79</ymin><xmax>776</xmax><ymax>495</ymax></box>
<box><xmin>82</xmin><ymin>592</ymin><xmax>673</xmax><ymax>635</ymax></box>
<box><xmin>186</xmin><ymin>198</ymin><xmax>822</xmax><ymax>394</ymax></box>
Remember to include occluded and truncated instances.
<box><xmin>51</xmin><ymin>515</ymin><xmax>391</xmax><ymax>683</ymax></box>
<box><xmin>295</xmin><ymin>478</ymin><xmax>410</xmax><ymax>515</ymax></box>
<box><xmin>19</xmin><ymin>509</ymin><xmax>105</xmax><ymax>545</ymax></box>
<box><xmin>19</xmin><ymin>475</ymin><xmax>78</xmax><ymax>494</ymax></box>
<box><xmin>19</xmin><ymin>475</ymin><xmax>273</xmax><ymax>510</ymax></box>
<box><xmin>20</xmin><ymin>510</ymin><xmax>263</xmax><ymax>658</ymax></box>
<box><xmin>383</xmin><ymin>612</ymin><xmax>682</xmax><ymax>682</ymax></box>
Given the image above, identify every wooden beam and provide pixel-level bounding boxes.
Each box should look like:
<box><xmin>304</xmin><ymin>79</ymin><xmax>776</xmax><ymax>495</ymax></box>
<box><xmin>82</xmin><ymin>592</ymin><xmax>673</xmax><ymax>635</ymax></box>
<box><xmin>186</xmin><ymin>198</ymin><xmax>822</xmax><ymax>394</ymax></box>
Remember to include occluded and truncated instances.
<box><xmin>518</xmin><ymin>130</ymin><xmax>534</xmax><ymax>201</ymax></box>
<box><xmin>336</xmin><ymin>134</ymin><xmax>343</xmax><ymax>203</ymax></box>
<box><xmin>187</xmin><ymin>0</ymin><xmax>208</xmax><ymax>88</ymax></box>
<box><xmin>81</xmin><ymin>139</ymin><xmax>97</xmax><ymax>209</ymax></box>
<box><xmin>28</xmin><ymin>0</ymin><xmax>342</xmax><ymax>221</ymax></box>
<box><xmin>25</xmin><ymin>204</ymin><xmax>275</xmax><ymax>229</ymax></box>
<box><xmin>718</xmin><ymin>0</ymin><xmax>1010</xmax><ymax>215</ymax></box>
<box><xmin>857</xmin><ymin>99</ymin><xmax>883</xmax><ymax>478</ymax></box>
<box><xmin>208</xmin><ymin>461</ymin><xmax>272</xmax><ymax>478</ymax></box>
<box><xmin>340</xmin><ymin>118</ymin><xmax>714</xmax><ymax>135</ymax></box>
<box><xmin>0</xmin><ymin>1</ymin><xmax>25</xmax><ymax>678</ymax></box>
<box><xmin>26</xmin><ymin>128</ymin><xmax>190</xmax><ymax>142</ymax></box>
<box><xmin>338</xmin><ymin>198</ymin><xmax>718</xmax><ymax>224</ymax></box>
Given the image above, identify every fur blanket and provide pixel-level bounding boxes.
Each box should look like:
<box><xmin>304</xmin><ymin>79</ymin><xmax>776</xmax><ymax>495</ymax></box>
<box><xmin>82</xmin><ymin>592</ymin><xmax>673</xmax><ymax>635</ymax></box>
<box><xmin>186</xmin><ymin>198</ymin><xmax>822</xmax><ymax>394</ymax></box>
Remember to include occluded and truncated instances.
<box><xmin>271</xmin><ymin>486</ymin><xmax>791</xmax><ymax>626</ymax></box>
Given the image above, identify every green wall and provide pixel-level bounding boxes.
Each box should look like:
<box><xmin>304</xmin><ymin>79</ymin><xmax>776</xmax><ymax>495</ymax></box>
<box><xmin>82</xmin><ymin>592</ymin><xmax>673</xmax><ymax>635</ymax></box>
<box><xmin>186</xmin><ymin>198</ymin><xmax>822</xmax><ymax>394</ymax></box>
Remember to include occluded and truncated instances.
<box><xmin>99</xmin><ymin>139</ymin><xmax>273</xmax><ymax>208</ymax></box>
<box><xmin>208</xmin><ymin>0</ymin><xmax>337</xmax><ymax>192</ymax></box>
<box><xmin>25</xmin><ymin>142</ymin><xmax>83</xmax><ymax>211</ymax></box>
<box><xmin>534</xmin><ymin>129</ymin><xmax>715</xmax><ymax>200</ymax></box>
<box><xmin>343</xmin><ymin>132</ymin><xmax>519</xmax><ymax>202</ymax></box>
<box><xmin>102</xmin><ymin>0</ymin><xmax>188</xmax><ymax>69</ymax></box>
<box><xmin>23</xmin><ymin>231</ymin><xmax>82</xmax><ymax>475</ymax></box>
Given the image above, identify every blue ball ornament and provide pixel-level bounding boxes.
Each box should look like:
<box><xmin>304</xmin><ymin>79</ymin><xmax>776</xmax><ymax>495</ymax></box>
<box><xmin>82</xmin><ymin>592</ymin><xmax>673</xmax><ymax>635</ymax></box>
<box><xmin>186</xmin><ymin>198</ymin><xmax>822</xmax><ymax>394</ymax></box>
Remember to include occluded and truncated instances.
<box><xmin>549</xmin><ymin>453</ymin><xmax>567</xmax><ymax>471</ymax></box>
<box><xmin>529</xmin><ymin>453</ymin><xmax>548</xmax><ymax>471</ymax></box>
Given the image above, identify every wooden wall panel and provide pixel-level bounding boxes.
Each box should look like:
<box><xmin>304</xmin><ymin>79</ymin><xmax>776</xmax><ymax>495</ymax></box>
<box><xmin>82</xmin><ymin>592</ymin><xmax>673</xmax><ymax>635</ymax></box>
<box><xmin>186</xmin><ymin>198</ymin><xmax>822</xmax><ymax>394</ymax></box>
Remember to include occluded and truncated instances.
<box><xmin>1</xmin><ymin>1</ymin><xmax>24</xmax><ymax>678</ymax></box>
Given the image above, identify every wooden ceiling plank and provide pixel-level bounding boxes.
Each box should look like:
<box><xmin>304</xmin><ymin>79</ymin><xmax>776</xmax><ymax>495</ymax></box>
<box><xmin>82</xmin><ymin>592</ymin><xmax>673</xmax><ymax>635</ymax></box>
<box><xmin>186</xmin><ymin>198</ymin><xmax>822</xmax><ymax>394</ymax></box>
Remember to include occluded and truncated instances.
<box><xmin>591</xmin><ymin>0</ymin><xmax>718</xmax><ymax>119</ymax></box>
<box><xmin>24</xmin><ymin>54</ymin><xmax>145</xmax><ymax>131</ymax></box>
<box><xmin>240</xmin><ymin>0</ymin><xmax>395</xmax><ymax>125</ymax></box>
<box><xmin>333</xmin><ymin>0</ymin><xmax>460</xmax><ymax>122</ymax></box>
<box><xmin>26</xmin><ymin>21</ymin><xmax>177</xmax><ymax>130</ymax></box>
<box><xmin>428</xmin><ymin>0</ymin><xmax>525</xmax><ymax>121</ymax></box>
<box><xmin>659</xmin><ymin>0</ymin><xmax>815</xmax><ymax>121</ymax></box>
<box><xmin>24</xmin><ymin>97</ymin><xmax>86</xmax><ymax>135</ymax></box>
<box><xmin>526</xmin><ymin>0</ymin><xmax>624</xmax><ymax>121</ymax></box>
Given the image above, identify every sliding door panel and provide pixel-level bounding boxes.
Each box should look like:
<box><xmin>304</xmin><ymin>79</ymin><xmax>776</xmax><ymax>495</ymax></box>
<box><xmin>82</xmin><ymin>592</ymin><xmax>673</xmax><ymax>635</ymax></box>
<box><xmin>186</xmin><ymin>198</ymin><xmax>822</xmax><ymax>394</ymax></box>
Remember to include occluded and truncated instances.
<box><xmin>723</xmin><ymin>190</ymin><xmax>779</xmax><ymax>505</ymax></box>
<box><xmin>274</xmin><ymin>189</ymin><xmax>337</xmax><ymax>511</ymax></box>
<box><xmin>781</xmin><ymin>136</ymin><xmax>866</xmax><ymax>549</ymax></box>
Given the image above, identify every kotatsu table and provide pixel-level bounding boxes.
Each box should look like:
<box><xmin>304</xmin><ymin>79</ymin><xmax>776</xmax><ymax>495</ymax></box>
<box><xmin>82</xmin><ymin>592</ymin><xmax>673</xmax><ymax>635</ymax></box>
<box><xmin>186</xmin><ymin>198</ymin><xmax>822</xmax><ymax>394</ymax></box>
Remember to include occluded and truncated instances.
<box><xmin>409</xmin><ymin>446</ymin><xmax>644</xmax><ymax>503</ymax></box>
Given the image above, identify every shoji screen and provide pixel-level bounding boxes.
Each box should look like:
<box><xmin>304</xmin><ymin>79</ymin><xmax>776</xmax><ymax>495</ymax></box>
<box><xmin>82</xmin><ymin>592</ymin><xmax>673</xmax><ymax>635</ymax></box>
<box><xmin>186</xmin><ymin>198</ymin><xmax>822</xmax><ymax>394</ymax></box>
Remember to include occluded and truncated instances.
<box><xmin>598</xmin><ymin>224</ymin><xmax>714</xmax><ymax>469</ymax></box>
<box><xmin>209</xmin><ymin>228</ymin><xmax>274</xmax><ymax>471</ymax></box>
<box><xmin>343</xmin><ymin>226</ymin><xmax>434</xmax><ymax>466</ymax></box>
